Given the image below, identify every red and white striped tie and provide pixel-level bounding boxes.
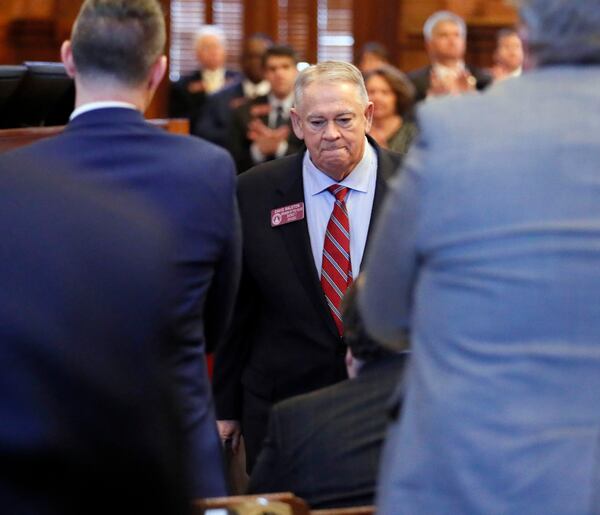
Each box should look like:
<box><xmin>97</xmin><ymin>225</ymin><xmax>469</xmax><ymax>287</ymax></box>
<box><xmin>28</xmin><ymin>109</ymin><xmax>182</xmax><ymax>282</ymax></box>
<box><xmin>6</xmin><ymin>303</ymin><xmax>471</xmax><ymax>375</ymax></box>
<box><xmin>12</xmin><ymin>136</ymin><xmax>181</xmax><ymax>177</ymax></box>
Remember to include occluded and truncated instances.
<box><xmin>321</xmin><ymin>184</ymin><xmax>352</xmax><ymax>336</ymax></box>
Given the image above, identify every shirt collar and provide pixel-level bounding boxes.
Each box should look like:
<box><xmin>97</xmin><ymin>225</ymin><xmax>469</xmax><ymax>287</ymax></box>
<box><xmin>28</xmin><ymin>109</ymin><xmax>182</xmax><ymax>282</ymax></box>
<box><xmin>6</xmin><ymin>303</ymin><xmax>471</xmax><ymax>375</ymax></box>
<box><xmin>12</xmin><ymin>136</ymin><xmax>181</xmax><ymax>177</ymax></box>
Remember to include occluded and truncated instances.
<box><xmin>432</xmin><ymin>61</ymin><xmax>466</xmax><ymax>78</ymax></box>
<box><xmin>70</xmin><ymin>101</ymin><xmax>138</xmax><ymax>121</ymax></box>
<box><xmin>268</xmin><ymin>92</ymin><xmax>294</xmax><ymax>111</ymax></box>
<box><xmin>243</xmin><ymin>79</ymin><xmax>270</xmax><ymax>98</ymax></box>
<box><xmin>304</xmin><ymin>137</ymin><xmax>375</xmax><ymax>196</ymax></box>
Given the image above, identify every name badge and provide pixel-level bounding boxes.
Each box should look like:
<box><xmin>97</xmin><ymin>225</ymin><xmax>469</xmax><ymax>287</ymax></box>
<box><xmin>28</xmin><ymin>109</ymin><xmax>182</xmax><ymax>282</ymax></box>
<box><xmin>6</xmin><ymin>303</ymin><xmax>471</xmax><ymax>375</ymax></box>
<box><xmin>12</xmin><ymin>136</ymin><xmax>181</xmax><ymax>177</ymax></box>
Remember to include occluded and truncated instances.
<box><xmin>271</xmin><ymin>202</ymin><xmax>305</xmax><ymax>227</ymax></box>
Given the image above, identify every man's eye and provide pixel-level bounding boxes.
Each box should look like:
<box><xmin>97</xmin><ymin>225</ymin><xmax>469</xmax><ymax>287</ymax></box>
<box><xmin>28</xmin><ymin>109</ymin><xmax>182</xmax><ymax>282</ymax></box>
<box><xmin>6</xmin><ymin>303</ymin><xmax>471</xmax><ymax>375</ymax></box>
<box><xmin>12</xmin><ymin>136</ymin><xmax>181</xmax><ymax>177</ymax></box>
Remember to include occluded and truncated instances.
<box><xmin>337</xmin><ymin>118</ymin><xmax>352</xmax><ymax>127</ymax></box>
<box><xmin>309</xmin><ymin>120</ymin><xmax>325</xmax><ymax>128</ymax></box>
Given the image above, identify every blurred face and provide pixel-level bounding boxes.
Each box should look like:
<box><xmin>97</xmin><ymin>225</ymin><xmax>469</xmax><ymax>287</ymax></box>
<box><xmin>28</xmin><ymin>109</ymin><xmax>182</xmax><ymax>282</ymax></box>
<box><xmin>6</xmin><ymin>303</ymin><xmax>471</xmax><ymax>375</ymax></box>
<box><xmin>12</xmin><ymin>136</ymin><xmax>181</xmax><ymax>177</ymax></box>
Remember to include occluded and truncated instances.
<box><xmin>291</xmin><ymin>81</ymin><xmax>374</xmax><ymax>181</ymax></box>
<box><xmin>358</xmin><ymin>52</ymin><xmax>387</xmax><ymax>74</ymax></box>
<box><xmin>264</xmin><ymin>55</ymin><xmax>297</xmax><ymax>99</ymax></box>
<box><xmin>195</xmin><ymin>34</ymin><xmax>225</xmax><ymax>70</ymax></box>
<box><xmin>366</xmin><ymin>74</ymin><xmax>397</xmax><ymax>120</ymax></box>
<box><xmin>241</xmin><ymin>38</ymin><xmax>269</xmax><ymax>83</ymax></box>
<box><xmin>495</xmin><ymin>33</ymin><xmax>524</xmax><ymax>71</ymax></box>
<box><xmin>427</xmin><ymin>20</ymin><xmax>465</xmax><ymax>63</ymax></box>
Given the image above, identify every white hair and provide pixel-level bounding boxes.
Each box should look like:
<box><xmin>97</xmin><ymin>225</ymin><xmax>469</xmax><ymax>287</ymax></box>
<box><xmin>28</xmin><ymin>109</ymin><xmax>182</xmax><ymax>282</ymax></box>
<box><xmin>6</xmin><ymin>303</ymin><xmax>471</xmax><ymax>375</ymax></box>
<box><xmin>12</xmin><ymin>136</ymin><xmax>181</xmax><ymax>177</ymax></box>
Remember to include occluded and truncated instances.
<box><xmin>423</xmin><ymin>10</ymin><xmax>466</xmax><ymax>41</ymax></box>
<box><xmin>294</xmin><ymin>61</ymin><xmax>368</xmax><ymax>111</ymax></box>
<box><xmin>195</xmin><ymin>25</ymin><xmax>225</xmax><ymax>46</ymax></box>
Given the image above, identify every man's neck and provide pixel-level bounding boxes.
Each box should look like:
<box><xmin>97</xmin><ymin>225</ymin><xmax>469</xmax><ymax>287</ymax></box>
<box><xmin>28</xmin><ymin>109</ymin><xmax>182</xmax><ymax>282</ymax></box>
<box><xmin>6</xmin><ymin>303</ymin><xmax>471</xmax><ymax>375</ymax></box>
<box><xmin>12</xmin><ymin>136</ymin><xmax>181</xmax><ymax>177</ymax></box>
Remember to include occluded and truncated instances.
<box><xmin>74</xmin><ymin>77</ymin><xmax>147</xmax><ymax>112</ymax></box>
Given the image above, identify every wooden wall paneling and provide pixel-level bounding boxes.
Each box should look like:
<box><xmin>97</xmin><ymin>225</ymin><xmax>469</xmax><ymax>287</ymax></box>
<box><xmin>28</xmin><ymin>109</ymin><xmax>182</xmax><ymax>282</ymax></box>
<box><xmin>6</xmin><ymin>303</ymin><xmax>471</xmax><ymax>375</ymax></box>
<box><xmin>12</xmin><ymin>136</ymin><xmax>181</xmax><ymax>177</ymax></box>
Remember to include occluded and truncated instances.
<box><xmin>352</xmin><ymin>0</ymin><xmax>400</xmax><ymax>67</ymax></box>
<box><xmin>244</xmin><ymin>0</ymin><xmax>279</xmax><ymax>42</ymax></box>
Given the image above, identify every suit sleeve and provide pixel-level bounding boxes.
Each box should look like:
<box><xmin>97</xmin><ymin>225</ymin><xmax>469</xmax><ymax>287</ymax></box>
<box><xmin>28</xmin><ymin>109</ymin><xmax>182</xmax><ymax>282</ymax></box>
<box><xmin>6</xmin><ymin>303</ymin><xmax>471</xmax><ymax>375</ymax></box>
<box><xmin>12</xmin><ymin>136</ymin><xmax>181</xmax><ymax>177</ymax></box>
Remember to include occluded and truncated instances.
<box><xmin>212</xmin><ymin>173</ymin><xmax>260</xmax><ymax>421</ymax></box>
<box><xmin>358</xmin><ymin>134</ymin><xmax>425</xmax><ymax>347</ymax></box>
<box><xmin>212</xmin><ymin>253</ymin><xmax>259</xmax><ymax>420</ymax></box>
<box><xmin>203</xmin><ymin>166</ymin><xmax>242</xmax><ymax>354</ymax></box>
<box><xmin>171</xmin><ymin>149</ymin><xmax>240</xmax><ymax>499</ymax></box>
<box><xmin>247</xmin><ymin>406</ymin><xmax>286</xmax><ymax>494</ymax></box>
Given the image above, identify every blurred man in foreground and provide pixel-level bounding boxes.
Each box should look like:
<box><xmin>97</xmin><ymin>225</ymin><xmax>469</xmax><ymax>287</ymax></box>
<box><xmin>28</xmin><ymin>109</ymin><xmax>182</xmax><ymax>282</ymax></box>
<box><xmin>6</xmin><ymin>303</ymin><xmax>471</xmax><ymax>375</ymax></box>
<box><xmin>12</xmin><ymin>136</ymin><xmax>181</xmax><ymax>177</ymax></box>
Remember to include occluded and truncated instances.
<box><xmin>10</xmin><ymin>0</ymin><xmax>240</xmax><ymax>498</ymax></box>
<box><xmin>0</xmin><ymin>154</ymin><xmax>188</xmax><ymax>515</ymax></box>
<box><xmin>360</xmin><ymin>0</ymin><xmax>600</xmax><ymax>512</ymax></box>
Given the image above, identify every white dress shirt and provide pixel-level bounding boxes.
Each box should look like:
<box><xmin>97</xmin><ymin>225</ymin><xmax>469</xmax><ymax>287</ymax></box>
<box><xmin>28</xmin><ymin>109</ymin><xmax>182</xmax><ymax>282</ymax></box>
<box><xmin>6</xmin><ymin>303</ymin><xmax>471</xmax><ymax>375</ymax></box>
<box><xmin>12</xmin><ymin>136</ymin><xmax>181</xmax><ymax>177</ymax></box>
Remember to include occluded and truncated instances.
<box><xmin>70</xmin><ymin>101</ymin><xmax>138</xmax><ymax>121</ymax></box>
<box><xmin>242</xmin><ymin>79</ymin><xmax>270</xmax><ymax>99</ymax></box>
<box><xmin>302</xmin><ymin>138</ymin><xmax>378</xmax><ymax>279</ymax></box>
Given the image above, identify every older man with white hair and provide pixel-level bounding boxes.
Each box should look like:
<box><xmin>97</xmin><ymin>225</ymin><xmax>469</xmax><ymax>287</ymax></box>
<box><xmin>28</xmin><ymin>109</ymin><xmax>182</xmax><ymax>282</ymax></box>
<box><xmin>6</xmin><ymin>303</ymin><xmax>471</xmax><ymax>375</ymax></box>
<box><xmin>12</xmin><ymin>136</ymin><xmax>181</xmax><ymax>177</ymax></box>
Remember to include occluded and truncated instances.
<box><xmin>408</xmin><ymin>10</ymin><xmax>491</xmax><ymax>101</ymax></box>
<box><xmin>170</xmin><ymin>24</ymin><xmax>242</xmax><ymax>129</ymax></box>
<box><xmin>360</xmin><ymin>0</ymin><xmax>600</xmax><ymax>512</ymax></box>
<box><xmin>213</xmin><ymin>61</ymin><xmax>402</xmax><ymax>472</ymax></box>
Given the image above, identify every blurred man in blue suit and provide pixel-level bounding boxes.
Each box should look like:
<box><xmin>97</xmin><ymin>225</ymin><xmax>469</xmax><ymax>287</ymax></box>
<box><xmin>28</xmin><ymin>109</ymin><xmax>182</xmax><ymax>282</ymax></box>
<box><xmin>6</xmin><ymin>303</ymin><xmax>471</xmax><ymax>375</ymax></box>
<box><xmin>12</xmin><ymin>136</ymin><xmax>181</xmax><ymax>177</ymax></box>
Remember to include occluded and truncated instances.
<box><xmin>9</xmin><ymin>0</ymin><xmax>241</xmax><ymax>498</ymax></box>
<box><xmin>0</xmin><ymin>154</ymin><xmax>189</xmax><ymax>514</ymax></box>
<box><xmin>360</xmin><ymin>0</ymin><xmax>600</xmax><ymax>513</ymax></box>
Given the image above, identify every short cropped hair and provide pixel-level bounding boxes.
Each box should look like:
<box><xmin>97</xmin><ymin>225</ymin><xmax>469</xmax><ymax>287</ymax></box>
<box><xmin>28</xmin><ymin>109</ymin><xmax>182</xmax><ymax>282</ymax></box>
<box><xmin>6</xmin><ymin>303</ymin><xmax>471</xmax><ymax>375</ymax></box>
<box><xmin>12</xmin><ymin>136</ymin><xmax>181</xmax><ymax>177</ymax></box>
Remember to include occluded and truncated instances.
<box><xmin>514</xmin><ymin>0</ymin><xmax>600</xmax><ymax>65</ymax></box>
<box><xmin>363</xmin><ymin>65</ymin><xmax>415</xmax><ymax>117</ymax></box>
<box><xmin>262</xmin><ymin>45</ymin><xmax>298</xmax><ymax>68</ymax></box>
<box><xmin>423</xmin><ymin>10</ymin><xmax>466</xmax><ymax>41</ymax></box>
<box><xmin>71</xmin><ymin>0</ymin><xmax>165</xmax><ymax>86</ymax></box>
<box><xmin>358</xmin><ymin>42</ymin><xmax>390</xmax><ymax>64</ymax></box>
<box><xmin>195</xmin><ymin>25</ymin><xmax>225</xmax><ymax>46</ymax></box>
<box><xmin>496</xmin><ymin>27</ymin><xmax>519</xmax><ymax>44</ymax></box>
<box><xmin>294</xmin><ymin>61</ymin><xmax>368</xmax><ymax>111</ymax></box>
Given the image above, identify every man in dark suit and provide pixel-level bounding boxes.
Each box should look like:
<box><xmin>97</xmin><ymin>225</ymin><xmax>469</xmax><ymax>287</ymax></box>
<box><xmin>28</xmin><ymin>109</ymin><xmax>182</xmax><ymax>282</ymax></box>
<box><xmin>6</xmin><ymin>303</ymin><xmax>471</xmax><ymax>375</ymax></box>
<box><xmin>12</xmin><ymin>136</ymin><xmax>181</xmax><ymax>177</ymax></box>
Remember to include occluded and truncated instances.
<box><xmin>213</xmin><ymin>61</ymin><xmax>402</xmax><ymax>471</ymax></box>
<box><xmin>227</xmin><ymin>45</ymin><xmax>304</xmax><ymax>173</ymax></box>
<box><xmin>195</xmin><ymin>34</ymin><xmax>273</xmax><ymax>146</ymax></box>
<box><xmin>248</xmin><ymin>282</ymin><xmax>408</xmax><ymax>509</ymax></box>
<box><xmin>169</xmin><ymin>25</ymin><xmax>242</xmax><ymax>130</ymax></box>
<box><xmin>0</xmin><ymin>154</ymin><xmax>189</xmax><ymax>515</ymax></box>
<box><xmin>408</xmin><ymin>10</ymin><xmax>491</xmax><ymax>101</ymax></box>
<box><xmin>9</xmin><ymin>0</ymin><xmax>240</xmax><ymax>499</ymax></box>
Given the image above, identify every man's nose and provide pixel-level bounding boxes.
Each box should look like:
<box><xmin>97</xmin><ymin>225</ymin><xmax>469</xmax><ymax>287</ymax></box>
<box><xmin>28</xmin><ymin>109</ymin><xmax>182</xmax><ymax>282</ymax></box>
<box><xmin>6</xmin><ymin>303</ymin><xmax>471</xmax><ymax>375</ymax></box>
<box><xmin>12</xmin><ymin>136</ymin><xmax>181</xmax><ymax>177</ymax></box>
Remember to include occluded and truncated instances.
<box><xmin>323</xmin><ymin>120</ymin><xmax>340</xmax><ymax>139</ymax></box>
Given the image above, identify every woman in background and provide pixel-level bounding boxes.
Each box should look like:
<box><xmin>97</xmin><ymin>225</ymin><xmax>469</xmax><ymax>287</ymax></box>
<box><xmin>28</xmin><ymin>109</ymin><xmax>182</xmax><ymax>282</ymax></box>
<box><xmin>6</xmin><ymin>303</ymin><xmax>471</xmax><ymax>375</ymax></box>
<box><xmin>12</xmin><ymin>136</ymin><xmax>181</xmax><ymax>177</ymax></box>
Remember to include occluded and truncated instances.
<box><xmin>365</xmin><ymin>65</ymin><xmax>416</xmax><ymax>155</ymax></box>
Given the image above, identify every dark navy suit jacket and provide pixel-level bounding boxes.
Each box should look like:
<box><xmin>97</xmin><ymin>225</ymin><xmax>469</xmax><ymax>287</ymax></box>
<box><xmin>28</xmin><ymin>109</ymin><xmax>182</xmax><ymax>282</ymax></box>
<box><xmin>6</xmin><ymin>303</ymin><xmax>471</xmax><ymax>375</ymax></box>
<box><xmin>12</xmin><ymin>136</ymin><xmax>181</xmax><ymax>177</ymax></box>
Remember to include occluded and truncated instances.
<box><xmin>0</xmin><ymin>154</ymin><xmax>189</xmax><ymax>514</ymax></box>
<box><xmin>195</xmin><ymin>81</ymin><xmax>245</xmax><ymax>146</ymax></box>
<box><xmin>170</xmin><ymin>69</ymin><xmax>243</xmax><ymax>132</ymax></box>
<box><xmin>10</xmin><ymin>107</ymin><xmax>241</xmax><ymax>498</ymax></box>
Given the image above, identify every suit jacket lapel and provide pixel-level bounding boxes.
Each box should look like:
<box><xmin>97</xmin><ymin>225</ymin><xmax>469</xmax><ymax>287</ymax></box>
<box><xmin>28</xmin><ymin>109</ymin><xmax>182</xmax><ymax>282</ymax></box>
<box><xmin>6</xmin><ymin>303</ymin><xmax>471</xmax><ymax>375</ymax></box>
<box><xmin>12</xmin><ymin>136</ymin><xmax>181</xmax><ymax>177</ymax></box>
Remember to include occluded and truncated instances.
<box><xmin>274</xmin><ymin>153</ymin><xmax>341</xmax><ymax>339</ymax></box>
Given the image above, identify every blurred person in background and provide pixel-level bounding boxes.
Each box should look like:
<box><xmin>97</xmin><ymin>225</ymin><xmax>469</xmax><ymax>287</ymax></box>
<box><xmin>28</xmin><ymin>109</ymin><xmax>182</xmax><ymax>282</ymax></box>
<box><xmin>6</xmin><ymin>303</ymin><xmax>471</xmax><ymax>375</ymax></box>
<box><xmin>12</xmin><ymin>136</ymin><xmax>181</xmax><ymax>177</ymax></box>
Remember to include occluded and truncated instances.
<box><xmin>196</xmin><ymin>34</ymin><xmax>273</xmax><ymax>145</ymax></box>
<box><xmin>357</xmin><ymin>42</ymin><xmax>391</xmax><ymax>74</ymax></box>
<box><xmin>490</xmin><ymin>28</ymin><xmax>524</xmax><ymax>81</ymax></box>
<box><xmin>365</xmin><ymin>65</ymin><xmax>417</xmax><ymax>155</ymax></box>
<box><xmin>170</xmin><ymin>25</ymin><xmax>242</xmax><ymax>129</ymax></box>
<box><xmin>408</xmin><ymin>10</ymin><xmax>491</xmax><ymax>101</ymax></box>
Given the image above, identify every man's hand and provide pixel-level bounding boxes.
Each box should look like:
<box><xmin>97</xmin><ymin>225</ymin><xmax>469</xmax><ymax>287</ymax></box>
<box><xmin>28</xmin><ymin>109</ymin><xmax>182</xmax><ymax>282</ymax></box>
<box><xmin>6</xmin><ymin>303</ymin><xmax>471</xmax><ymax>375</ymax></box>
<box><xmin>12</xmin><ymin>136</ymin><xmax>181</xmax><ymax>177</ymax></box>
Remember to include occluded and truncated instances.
<box><xmin>247</xmin><ymin>119</ymin><xmax>290</xmax><ymax>155</ymax></box>
<box><xmin>428</xmin><ymin>69</ymin><xmax>476</xmax><ymax>97</ymax></box>
<box><xmin>217</xmin><ymin>419</ymin><xmax>242</xmax><ymax>453</ymax></box>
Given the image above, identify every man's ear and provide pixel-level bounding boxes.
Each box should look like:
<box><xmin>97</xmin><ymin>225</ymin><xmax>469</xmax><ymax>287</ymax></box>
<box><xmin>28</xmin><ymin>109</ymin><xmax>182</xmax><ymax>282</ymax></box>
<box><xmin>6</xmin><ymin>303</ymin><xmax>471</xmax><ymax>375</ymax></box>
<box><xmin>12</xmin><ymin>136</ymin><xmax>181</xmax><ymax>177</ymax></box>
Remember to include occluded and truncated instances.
<box><xmin>61</xmin><ymin>40</ymin><xmax>77</xmax><ymax>78</ymax></box>
<box><xmin>364</xmin><ymin>101</ymin><xmax>374</xmax><ymax>132</ymax></box>
<box><xmin>148</xmin><ymin>55</ymin><xmax>167</xmax><ymax>95</ymax></box>
<box><xmin>290</xmin><ymin>108</ymin><xmax>304</xmax><ymax>140</ymax></box>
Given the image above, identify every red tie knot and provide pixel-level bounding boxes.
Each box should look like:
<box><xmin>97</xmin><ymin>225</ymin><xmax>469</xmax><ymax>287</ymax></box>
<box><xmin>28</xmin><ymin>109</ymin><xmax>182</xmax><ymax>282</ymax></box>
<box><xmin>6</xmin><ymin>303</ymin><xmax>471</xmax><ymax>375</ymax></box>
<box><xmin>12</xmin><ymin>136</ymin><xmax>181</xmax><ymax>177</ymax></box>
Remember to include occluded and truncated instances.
<box><xmin>327</xmin><ymin>184</ymin><xmax>349</xmax><ymax>202</ymax></box>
